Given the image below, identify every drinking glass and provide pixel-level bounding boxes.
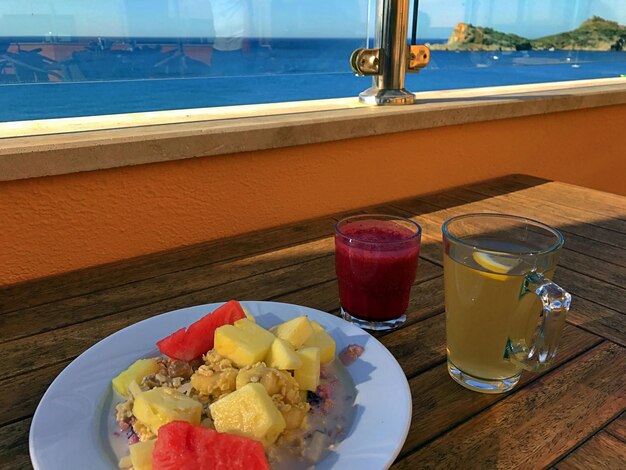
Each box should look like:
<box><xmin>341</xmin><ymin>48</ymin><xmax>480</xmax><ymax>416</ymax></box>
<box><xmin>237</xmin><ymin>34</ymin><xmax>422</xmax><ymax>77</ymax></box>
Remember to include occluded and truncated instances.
<box><xmin>335</xmin><ymin>214</ymin><xmax>421</xmax><ymax>330</ymax></box>
<box><xmin>442</xmin><ymin>213</ymin><xmax>571</xmax><ymax>393</ymax></box>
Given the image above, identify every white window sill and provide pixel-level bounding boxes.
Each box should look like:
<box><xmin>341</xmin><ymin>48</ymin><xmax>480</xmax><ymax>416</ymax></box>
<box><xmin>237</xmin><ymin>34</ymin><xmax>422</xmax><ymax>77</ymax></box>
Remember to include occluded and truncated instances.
<box><xmin>1</xmin><ymin>77</ymin><xmax>625</xmax><ymax>182</ymax></box>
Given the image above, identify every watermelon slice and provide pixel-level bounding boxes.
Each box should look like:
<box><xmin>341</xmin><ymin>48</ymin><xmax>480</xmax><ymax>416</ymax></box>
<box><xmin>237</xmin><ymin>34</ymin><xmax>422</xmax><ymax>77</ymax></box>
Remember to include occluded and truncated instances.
<box><xmin>152</xmin><ymin>421</ymin><xmax>269</xmax><ymax>470</ymax></box>
<box><xmin>157</xmin><ymin>301</ymin><xmax>247</xmax><ymax>361</ymax></box>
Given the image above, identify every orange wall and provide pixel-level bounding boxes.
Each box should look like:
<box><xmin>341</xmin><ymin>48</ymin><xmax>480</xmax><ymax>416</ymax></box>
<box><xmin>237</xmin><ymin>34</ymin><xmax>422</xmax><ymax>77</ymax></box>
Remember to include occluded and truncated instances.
<box><xmin>1</xmin><ymin>104</ymin><xmax>624</xmax><ymax>286</ymax></box>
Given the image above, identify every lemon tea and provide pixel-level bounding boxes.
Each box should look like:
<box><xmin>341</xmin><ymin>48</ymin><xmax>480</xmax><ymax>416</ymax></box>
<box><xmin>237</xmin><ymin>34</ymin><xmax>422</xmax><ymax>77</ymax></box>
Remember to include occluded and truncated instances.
<box><xmin>442</xmin><ymin>214</ymin><xmax>570</xmax><ymax>393</ymax></box>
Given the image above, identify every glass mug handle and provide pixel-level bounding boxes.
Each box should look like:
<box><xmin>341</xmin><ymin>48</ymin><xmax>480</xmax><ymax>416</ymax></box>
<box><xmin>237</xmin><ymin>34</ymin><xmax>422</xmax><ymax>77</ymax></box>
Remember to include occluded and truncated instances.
<box><xmin>508</xmin><ymin>272</ymin><xmax>572</xmax><ymax>372</ymax></box>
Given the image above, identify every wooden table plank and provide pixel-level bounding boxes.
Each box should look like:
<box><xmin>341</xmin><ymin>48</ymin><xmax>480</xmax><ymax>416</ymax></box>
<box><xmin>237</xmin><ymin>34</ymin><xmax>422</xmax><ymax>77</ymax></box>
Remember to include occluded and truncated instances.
<box><xmin>463</xmin><ymin>180</ymin><xmax>626</xmax><ymax>235</ymax></box>
<box><xmin>269</xmin><ymin>278</ymin><xmax>342</xmax><ymax>314</ymax></box>
<box><xmin>379</xmin><ymin>314</ymin><xmax>446</xmax><ymax>379</ymax></box>
<box><xmin>423</xmin><ymin>185</ymin><xmax>626</xmax><ymax>252</ymax></box>
<box><xmin>492</xmin><ymin>175</ymin><xmax>626</xmax><ymax>221</ymax></box>
<box><xmin>397</xmin><ymin>324</ymin><xmax>603</xmax><ymax>457</ymax></box>
<box><xmin>605</xmin><ymin>411</ymin><xmax>626</xmax><ymax>442</ymax></box>
<box><xmin>507</xmin><ymin>174</ymin><xmax>626</xmax><ymax>207</ymax></box>
<box><xmin>566</xmin><ymin>297</ymin><xmax>626</xmax><ymax>347</ymax></box>
<box><xmin>463</xmin><ymin>191</ymin><xmax>625</xmax><ymax>247</ymax></box>
<box><xmin>554</xmin><ymin>250</ymin><xmax>626</xmax><ymax>289</ymax></box>
<box><xmin>552</xmin><ymin>268</ymin><xmax>626</xmax><ymax>314</ymax></box>
<box><xmin>556</xmin><ymin>432</ymin><xmax>626</xmax><ymax>469</ymax></box>
<box><xmin>0</xmin><ymin>360</ymin><xmax>69</xmax><ymax>428</ymax></box>
<box><xmin>0</xmin><ymin>418</ymin><xmax>31</xmax><ymax>470</ymax></box>
<box><xmin>394</xmin><ymin>342</ymin><xmax>626</xmax><ymax>469</ymax></box>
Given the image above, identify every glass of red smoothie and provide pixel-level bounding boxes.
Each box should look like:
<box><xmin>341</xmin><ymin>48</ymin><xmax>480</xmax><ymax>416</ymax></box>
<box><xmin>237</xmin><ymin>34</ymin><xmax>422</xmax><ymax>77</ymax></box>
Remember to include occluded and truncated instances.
<box><xmin>335</xmin><ymin>214</ymin><xmax>421</xmax><ymax>330</ymax></box>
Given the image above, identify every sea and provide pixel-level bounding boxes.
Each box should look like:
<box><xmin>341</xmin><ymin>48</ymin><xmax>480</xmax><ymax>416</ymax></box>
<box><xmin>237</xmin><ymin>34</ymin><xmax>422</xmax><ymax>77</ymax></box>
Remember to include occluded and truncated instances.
<box><xmin>1</xmin><ymin>38</ymin><xmax>625</xmax><ymax>122</ymax></box>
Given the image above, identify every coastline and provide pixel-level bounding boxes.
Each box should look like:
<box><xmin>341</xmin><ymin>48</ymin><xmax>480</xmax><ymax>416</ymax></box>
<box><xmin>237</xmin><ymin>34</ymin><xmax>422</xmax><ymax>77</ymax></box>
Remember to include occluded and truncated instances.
<box><xmin>432</xmin><ymin>16</ymin><xmax>626</xmax><ymax>53</ymax></box>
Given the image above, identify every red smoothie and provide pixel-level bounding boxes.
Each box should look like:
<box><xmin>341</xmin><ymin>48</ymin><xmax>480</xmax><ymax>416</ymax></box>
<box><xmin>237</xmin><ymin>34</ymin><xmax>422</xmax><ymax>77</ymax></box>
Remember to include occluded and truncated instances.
<box><xmin>335</xmin><ymin>219</ymin><xmax>420</xmax><ymax>322</ymax></box>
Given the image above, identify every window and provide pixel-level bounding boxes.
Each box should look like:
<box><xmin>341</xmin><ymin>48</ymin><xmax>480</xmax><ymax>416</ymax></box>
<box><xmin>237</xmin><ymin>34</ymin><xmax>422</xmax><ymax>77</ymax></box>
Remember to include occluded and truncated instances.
<box><xmin>0</xmin><ymin>0</ymin><xmax>624</xmax><ymax>124</ymax></box>
<box><xmin>0</xmin><ymin>0</ymin><xmax>371</xmax><ymax>122</ymax></box>
<box><xmin>407</xmin><ymin>0</ymin><xmax>626</xmax><ymax>92</ymax></box>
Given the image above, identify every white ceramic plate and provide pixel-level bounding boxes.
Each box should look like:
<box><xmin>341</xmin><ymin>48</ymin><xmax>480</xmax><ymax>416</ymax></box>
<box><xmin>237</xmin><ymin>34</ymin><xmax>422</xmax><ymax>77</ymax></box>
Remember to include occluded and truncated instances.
<box><xmin>30</xmin><ymin>301</ymin><xmax>412</xmax><ymax>470</ymax></box>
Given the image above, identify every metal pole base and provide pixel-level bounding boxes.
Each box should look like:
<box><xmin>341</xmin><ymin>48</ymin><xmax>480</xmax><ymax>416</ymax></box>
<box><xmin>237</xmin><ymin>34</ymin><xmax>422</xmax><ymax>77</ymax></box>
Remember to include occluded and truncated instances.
<box><xmin>358</xmin><ymin>86</ymin><xmax>416</xmax><ymax>105</ymax></box>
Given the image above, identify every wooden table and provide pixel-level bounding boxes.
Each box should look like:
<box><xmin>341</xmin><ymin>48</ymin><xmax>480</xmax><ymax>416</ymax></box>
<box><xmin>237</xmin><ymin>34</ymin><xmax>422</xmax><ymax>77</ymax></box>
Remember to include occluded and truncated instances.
<box><xmin>1</xmin><ymin>174</ymin><xmax>625</xmax><ymax>469</ymax></box>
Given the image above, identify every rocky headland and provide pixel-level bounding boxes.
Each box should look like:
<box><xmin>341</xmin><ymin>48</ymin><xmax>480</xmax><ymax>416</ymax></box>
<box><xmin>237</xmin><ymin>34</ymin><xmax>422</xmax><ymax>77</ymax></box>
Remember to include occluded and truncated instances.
<box><xmin>429</xmin><ymin>16</ymin><xmax>625</xmax><ymax>52</ymax></box>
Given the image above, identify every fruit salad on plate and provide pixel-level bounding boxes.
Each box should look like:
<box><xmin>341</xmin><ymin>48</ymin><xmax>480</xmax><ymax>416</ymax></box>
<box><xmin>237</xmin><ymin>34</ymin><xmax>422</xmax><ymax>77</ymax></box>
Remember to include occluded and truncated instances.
<box><xmin>111</xmin><ymin>301</ymin><xmax>361</xmax><ymax>470</ymax></box>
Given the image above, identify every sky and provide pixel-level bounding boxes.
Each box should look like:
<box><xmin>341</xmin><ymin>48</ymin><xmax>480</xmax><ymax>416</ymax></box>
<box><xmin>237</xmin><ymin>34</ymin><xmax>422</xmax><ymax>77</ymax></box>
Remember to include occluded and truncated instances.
<box><xmin>0</xmin><ymin>0</ymin><xmax>625</xmax><ymax>40</ymax></box>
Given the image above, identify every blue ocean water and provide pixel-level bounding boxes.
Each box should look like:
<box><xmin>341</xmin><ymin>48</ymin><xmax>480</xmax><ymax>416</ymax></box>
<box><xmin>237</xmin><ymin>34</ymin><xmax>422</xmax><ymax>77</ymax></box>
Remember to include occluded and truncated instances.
<box><xmin>1</xmin><ymin>38</ymin><xmax>625</xmax><ymax>122</ymax></box>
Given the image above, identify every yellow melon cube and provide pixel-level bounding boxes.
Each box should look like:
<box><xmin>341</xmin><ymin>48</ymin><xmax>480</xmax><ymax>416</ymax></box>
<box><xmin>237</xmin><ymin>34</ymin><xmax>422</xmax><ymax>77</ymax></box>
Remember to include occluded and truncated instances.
<box><xmin>294</xmin><ymin>347</ymin><xmax>320</xmax><ymax>391</ymax></box>
<box><xmin>265</xmin><ymin>337</ymin><xmax>303</xmax><ymax>370</ymax></box>
<box><xmin>112</xmin><ymin>358</ymin><xmax>161</xmax><ymax>397</ymax></box>
<box><xmin>234</xmin><ymin>318</ymin><xmax>275</xmax><ymax>345</ymax></box>
<box><xmin>132</xmin><ymin>387</ymin><xmax>202</xmax><ymax>435</ymax></box>
<box><xmin>274</xmin><ymin>316</ymin><xmax>314</xmax><ymax>348</ymax></box>
<box><xmin>302</xmin><ymin>322</ymin><xmax>336</xmax><ymax>364</ymax></box>
<box><xmin>214</xmin><ymin>323</ymin><xmax>274</xmax><ymax>367</ymax></box>
<box><xmin>129</xmin><ymin>439</ymin><xmax>155</xmax><ymax>470</ymax></box>
<box><xmin>209</xmin><ymin>382</ymin><xmax>286</xmax><ymax>446</ymax></box>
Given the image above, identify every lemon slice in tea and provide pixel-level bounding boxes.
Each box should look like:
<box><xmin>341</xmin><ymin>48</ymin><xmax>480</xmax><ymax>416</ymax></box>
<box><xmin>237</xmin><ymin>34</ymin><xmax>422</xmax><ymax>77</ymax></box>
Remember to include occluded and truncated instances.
<box><xmin>472</xmin><ymin>252</ymin><xmax>521</xmax><ymax>280</ymax></box>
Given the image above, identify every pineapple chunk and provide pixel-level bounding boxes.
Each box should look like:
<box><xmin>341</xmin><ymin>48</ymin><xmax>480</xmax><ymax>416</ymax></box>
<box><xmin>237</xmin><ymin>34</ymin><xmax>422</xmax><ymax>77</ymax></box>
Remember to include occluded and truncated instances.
<box><xmin>234</xmin><ymin>318</ymin><xmax>275</xmax><ymax>345</ymax></box>
<box><xmin>242</xmin><ymin>306</ymin><xmax>256</xmax><ymax>322</ymax></box>
<box><xmin>265</xmin><ymin>337</ymin><xmax>303</xmax><ymax>370</ymax></box>
<box><xmin>133</xmin><ymin>387</ymin><xmax>202</xmax><ymax>435</ymax></box>
<box><xmin>214</xmin><ymin>323</ymin><xmax>274</xmax><ymax>367</ymax></box>
<box><xmin>310</xmin><ymin>320</ymin><xmax>324</xmax><ymax>333</ymax></box>
<box><xmin>119</xmin><ymin>455</ymin><xmax>132</xmax><ymax>469</ymax></box>
<box><xmin>209</xmin><ymin>382</ymin><xmax>286</xmax><ymax>447</ymax></box>
<box><xmin>129</xmin><ymin>439</ymin><xmax>156</xmax><ymax>470</ymax></box>
<box><xmin>302</xmin><ymin>321</ymin><xmax>336</xmax><ymax>364</ymax></box>
<box><xmin>128</xmin><ymin>380</ymin><xmax>143</xmax><ymax>399</ymax></box>
<box><xmin>112</xmin><ymin>358</ymin><xmax>160</xmax><ymax>397</ymax></box>
<box><xmin>274</xmin><ymin>316</ymin><xmax>314</xmax><ymax>348</ymax></box>
<box><xmin>294</xmin><ymin>347</ymin><xmax>321</xmax><ymax>391</ymax></box>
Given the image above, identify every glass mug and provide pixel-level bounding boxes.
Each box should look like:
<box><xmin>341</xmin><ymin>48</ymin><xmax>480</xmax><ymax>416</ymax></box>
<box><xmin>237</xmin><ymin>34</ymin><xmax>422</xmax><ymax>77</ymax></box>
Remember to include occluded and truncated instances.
<box><xmin>442</xmin><ymin>213</ymin><xmax>571</xmax><ymax>393</ymax></box>
<box><xmin>335</xmin><ymin>214</ymin><xmax>421</xmax><ymax>330</ymax></box>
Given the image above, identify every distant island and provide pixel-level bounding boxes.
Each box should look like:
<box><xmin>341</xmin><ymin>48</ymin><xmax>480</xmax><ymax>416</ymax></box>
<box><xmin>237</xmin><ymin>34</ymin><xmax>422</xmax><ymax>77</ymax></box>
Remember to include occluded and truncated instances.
<box><xmin>429</xmin><ymin>16</ymin><xmax>626</xmax><ymax>52</ymax></box>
